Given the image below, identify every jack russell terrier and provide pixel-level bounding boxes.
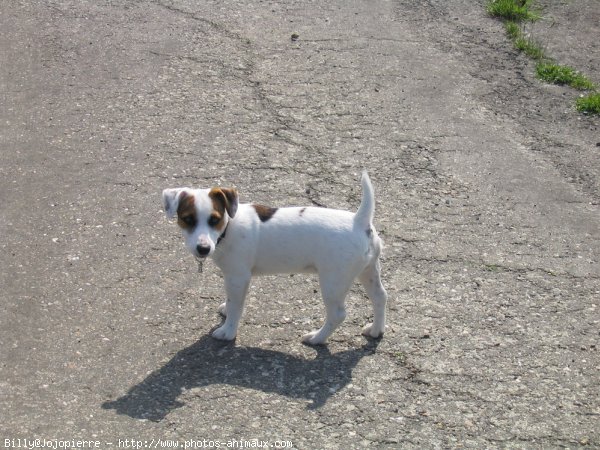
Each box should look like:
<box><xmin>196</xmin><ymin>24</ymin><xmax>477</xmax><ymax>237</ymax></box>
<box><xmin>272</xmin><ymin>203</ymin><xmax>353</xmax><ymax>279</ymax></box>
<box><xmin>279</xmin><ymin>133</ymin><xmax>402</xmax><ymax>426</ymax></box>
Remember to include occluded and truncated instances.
<box><xmin>162</xmin><ymin>172</ymin><xmax>387</xmax><ymax>345</ymax></box>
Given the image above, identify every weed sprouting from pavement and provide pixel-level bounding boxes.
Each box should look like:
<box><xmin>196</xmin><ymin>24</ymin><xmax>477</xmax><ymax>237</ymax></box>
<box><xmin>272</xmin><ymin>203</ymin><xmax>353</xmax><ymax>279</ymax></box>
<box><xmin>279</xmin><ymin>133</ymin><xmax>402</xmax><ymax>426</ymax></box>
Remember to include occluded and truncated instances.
<box><xmin>536</xmin><ymin>63</ymin><xmax>596</xmax><ymax>90</ymax></box>
<box><xmin>576</xmin><ymin>93</ymin><xmax>600</xmax><ymax>115</ymax></box>
<box><xmin>514</xmin><ymin>34</ymin><xmax>545</xmax><ymax>60</ymax></box>
<box><xmin>487</xmin><ymin>0</ymin><xmax>539</xmax><ymax>22</ymax></box>
<box><xmin>393</xmin><ymin>351</ymin><xmax>407</xmax><ymax>364</ymax></box>
<box><xmin>498</xmin><ymin>9</ymin><xmax>546</xmax><ymax>62</ymax></box>
<box><xmin>488</xmin><ymin>0</ymin><xmax>599</xmax><ymax>115</ymax></box>
<box><xmin>504</xmin><ymin>21</ymin><xmax>521</xmax><ymax>40</ymax></box>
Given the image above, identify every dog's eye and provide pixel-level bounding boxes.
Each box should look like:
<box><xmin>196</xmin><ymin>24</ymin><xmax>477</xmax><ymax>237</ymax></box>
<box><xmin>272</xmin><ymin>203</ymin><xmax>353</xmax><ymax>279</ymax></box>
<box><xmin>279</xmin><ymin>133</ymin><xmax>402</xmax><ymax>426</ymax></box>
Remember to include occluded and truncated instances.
<box><xmin>181</xmin><ymin>216</ymin><xmax>196</xmax><ymax>227</ymax></box>
<box><xmin>208</xmin><ymin>215</ymin><xmax>220</xmax><ymax>227</ymax></box>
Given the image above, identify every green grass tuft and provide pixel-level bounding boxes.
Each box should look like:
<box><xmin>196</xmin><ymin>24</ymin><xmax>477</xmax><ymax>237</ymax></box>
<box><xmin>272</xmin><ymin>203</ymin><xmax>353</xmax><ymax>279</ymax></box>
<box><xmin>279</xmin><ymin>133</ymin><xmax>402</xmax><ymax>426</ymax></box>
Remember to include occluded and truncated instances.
<box><xmin>514</xmin><ymin>35</ymin><xmax>545</xmax><ymax>60</ymax></box>
<box><xmin>536</xmin><ymin>62</ymin><xmax>596</xmax><ymax>90</ymax></box>
<box><xmin>576</xmin><ymin>93</ymin><xmax>600</xmax><ymax>115</ymax></box>
<box><xmin>489</xmin><ymin>0</ymin><xmax>598</xmax><ymax>115</ymax></box>
<box><xmin>488</xmin><ymin>0</ymin><xmax>539</xmax><ymax>22</ymax></box>
<box><xmin>503</xmin><ymin>20</ymin><xmax>546</xmax><ymax>60</ymax></box>
<box><xmin>504</xmin><ymin>21</ymin><xmax>521</xmax><ymax>39</ymax></box>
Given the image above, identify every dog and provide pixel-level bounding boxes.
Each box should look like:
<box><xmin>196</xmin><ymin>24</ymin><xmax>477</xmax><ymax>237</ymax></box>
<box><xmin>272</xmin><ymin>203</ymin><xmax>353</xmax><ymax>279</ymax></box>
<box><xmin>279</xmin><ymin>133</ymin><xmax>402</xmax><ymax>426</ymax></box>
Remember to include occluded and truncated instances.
<box><xmin>162</xmin><ymin>172</ymin><xmax>387</xmax><ymax>345</ymax></box>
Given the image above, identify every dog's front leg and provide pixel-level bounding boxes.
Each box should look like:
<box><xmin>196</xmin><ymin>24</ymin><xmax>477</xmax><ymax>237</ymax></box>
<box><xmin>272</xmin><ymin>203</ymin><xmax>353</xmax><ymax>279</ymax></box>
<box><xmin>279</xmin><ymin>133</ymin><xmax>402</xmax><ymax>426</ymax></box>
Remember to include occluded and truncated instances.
<box><xmin>211</xmin><ymin>272</ymin><xmax>251</xmax><ymax>341</ymax></box>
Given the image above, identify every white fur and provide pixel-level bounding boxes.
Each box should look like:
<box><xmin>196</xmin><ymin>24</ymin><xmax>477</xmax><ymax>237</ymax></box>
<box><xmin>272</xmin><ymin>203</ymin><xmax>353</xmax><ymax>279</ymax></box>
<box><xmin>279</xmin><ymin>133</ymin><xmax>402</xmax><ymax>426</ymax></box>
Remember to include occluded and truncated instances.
<box><xmin>163</xmin><ymin>172</ymin><xmax>387</xmax><ymax>345</ymax></box>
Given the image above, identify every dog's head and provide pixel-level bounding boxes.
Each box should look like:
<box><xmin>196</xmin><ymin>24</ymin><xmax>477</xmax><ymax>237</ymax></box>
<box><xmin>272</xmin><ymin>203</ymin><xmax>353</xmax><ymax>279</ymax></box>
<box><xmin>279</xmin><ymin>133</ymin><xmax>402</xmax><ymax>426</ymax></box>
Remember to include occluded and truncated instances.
<box><xmin>162</xmin><ymin>187</ymin><xmax>238</xmax><ymax>258</ymax></box>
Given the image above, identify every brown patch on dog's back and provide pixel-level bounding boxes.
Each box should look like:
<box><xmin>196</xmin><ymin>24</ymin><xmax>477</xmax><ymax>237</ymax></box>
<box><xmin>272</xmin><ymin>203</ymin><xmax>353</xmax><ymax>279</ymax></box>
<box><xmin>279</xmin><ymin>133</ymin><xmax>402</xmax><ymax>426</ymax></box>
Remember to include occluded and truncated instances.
<box><xmin>177</xmin><ymin>192</ymin><xmax>197</xmax><ymax>230</ymax></box>
<box><xmin>253</xmin><ymin>204</ymin><xmax>278</xmax><ymax>222</ymax></box>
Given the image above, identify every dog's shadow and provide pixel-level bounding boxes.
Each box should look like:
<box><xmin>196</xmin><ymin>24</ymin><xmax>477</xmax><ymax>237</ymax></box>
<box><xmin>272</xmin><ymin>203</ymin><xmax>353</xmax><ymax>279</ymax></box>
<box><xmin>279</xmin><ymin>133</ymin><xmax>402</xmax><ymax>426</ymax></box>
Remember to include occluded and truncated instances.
<box><xmin>102</xmin><ymin>334</ymin><xmax>380</xmax><ymax>421</ymax></box>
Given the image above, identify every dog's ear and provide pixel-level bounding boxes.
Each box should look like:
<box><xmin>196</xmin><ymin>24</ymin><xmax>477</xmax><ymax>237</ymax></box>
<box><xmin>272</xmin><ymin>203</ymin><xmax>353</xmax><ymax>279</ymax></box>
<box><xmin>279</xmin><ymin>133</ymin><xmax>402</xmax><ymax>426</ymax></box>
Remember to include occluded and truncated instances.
<box><xmin>162</xmin><ymin>188</ymin><xmax>188</xmax><ymax>219</ymax></box>
<box><xmin>221</xmin><ymin>188</ymin><xmax>239</xmax><ymax>218</ymax></box>
<box><xmin>209</xmin><ymin>187</ymin><xmax>239</xmax><ymax>218</ymax></box>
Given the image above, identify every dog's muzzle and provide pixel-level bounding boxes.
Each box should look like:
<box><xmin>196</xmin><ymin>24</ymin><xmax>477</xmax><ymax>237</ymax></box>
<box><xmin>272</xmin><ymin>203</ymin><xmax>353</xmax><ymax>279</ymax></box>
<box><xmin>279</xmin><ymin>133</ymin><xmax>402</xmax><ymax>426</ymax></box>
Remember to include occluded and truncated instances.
<box><xmin>196</xmin><ymin>244</ymin><xmax>211</xmax><ymax>257</ymax></box>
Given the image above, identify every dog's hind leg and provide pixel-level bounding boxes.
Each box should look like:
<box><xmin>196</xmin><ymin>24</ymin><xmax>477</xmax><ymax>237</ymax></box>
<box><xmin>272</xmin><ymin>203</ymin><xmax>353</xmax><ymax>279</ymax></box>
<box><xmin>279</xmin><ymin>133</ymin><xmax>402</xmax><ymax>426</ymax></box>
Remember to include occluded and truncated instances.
<box><xmin>359</xmin><ymin>260</ymin><xmax>387</xmax><ymax>339</ymax></box>
<box><xmin>302</xmin><ymin>272</ymin><xmax>353</xmax><ymax>345</ymax></box>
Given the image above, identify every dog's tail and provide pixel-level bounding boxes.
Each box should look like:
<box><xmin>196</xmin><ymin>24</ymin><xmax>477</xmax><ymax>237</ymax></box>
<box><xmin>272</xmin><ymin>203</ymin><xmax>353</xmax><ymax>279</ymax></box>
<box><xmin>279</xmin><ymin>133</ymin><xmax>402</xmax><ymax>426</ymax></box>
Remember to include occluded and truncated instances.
<box><xmin>354</xmin><ymin>171</ymin><xmax>375</xmax><ymax>230</ymax></box>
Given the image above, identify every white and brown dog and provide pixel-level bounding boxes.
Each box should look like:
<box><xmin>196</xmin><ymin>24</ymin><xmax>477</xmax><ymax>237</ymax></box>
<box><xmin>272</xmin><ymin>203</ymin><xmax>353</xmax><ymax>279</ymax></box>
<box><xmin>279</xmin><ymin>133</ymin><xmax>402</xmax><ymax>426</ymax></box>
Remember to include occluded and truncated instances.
<box><xmin>162</xmin><ymin>172</ymin><xmax>387</xmax><ymax>345</ymax></box>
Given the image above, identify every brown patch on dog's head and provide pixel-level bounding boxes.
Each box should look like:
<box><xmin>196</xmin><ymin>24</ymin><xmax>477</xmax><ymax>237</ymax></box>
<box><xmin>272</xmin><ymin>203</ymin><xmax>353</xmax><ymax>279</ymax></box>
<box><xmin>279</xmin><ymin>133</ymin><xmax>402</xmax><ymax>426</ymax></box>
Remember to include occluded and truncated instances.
<box><xmin>176</xmin><ymin>191</ymin><xmax>197</xmax><ymax>230</ymax></box>
<box><xmin>209</xmin><ymin>187</ymin><xmax>238</xmax><ymax>230</ymax></box>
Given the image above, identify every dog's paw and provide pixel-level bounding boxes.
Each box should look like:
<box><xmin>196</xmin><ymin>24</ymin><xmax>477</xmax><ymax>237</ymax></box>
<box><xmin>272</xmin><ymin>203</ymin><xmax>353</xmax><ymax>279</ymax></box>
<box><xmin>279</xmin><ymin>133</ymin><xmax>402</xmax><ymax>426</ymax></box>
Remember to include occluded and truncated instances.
<box><xmin>212</xmin><ymin>325</ymin><xmax>236</xmax><ymax>341</ymax></box>
<box><xmin>362</xmin><ymin>323</ymin><xmax>384</xmax><ymax>339</ymax></box>
<box><xmin>302</xmin><ymin>330</ymin><xmax>327</xmax><ymax>346</ymax></box>
<box><xmin>217</xmin><ymin>302</ymin><xmax>227</xmax><ymax>317</ymax></box>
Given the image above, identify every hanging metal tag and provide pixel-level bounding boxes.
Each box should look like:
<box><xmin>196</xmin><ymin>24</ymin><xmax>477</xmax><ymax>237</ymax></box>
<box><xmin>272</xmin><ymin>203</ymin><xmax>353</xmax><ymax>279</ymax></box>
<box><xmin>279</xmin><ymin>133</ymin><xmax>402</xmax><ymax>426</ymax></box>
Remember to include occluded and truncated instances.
<box><xmin>196</xmin><ymin>258</ymin><xmax>204</xmax><ymax>273</ymax></box>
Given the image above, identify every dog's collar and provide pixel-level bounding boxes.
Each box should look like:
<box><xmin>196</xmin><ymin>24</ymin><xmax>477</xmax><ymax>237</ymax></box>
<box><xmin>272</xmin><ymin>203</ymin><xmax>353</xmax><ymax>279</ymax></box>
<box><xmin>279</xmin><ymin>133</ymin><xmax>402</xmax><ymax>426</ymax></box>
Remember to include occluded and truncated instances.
<box><xmin>216</xmin><ymin>221</ymin><xmax>229</xmax><ymax>246</ymax></box>
<box><xmin>196</xmin><ymin>220</ymin><xmax>229</xmax><ymax>273</ymax></box>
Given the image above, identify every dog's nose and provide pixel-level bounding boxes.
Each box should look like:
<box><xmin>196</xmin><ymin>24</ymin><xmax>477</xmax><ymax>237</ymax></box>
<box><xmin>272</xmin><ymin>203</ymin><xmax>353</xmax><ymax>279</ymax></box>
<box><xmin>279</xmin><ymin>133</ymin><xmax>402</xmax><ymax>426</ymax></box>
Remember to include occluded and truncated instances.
<box><xmin>196</xmin><ymin>244</ymin><xmax>211</xmax><ymax>257</ymax></box>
